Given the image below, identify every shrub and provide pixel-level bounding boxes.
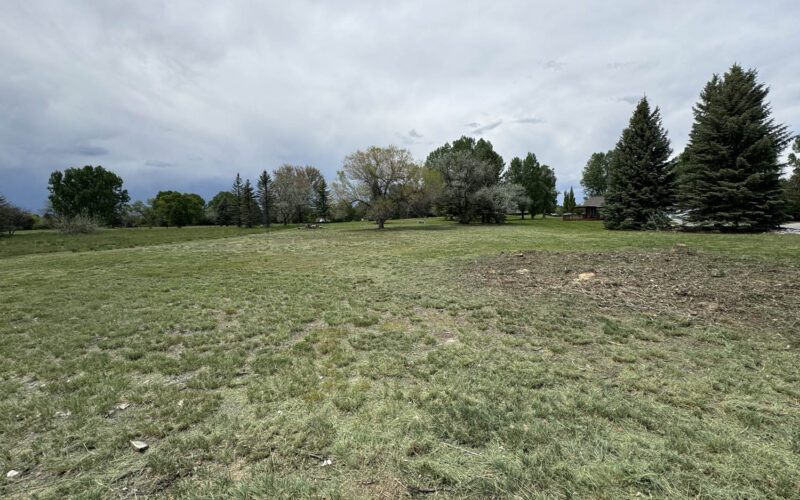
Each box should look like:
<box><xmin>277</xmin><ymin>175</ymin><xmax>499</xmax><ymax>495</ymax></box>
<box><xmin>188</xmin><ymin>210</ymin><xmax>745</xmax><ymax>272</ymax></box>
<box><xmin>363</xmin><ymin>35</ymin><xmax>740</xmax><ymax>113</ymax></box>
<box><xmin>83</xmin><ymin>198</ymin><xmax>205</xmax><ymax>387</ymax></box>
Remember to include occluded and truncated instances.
<box><xmin>53</xmin><ymin>214</ymin><xmax>103</xmax><ymax>234</ymax></box>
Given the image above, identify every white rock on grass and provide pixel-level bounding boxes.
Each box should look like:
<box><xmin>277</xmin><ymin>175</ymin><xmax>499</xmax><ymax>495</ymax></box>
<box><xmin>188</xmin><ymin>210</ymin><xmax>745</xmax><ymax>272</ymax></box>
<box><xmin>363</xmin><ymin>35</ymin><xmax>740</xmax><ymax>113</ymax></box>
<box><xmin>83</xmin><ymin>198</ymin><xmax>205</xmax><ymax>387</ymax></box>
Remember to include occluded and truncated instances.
<box><xmin>6</xmin><ymin>470</ymin><xmax>20</xmax><ymax>479</ymax></box>
<box><xmin>130</xmin><ymin>440</ymin><xmax>149</xmax><ymax>452</ymax></box>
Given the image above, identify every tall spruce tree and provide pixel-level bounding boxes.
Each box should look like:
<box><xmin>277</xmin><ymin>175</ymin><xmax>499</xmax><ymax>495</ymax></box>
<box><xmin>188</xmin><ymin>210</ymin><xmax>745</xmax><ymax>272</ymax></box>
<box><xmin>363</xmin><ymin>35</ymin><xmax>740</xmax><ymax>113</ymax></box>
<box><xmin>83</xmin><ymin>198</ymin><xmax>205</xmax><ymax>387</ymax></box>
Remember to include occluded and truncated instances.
<box><xmin>256</xmin><ymin>170</ymin><xmax>274</xmax><ymax>227</ymax></box>
<box><xmin>679</xmin><ymin>65</ymin><xmax>790</xmax><ymax>231</ymax></box>
<box><xmin>241</xmin><ymin>179</ymin><xmax>258</xmax><ymax>228</ymax></box>
<box><xmin>604</xmin><ymin>97</ymin><xmax>674</xmax><ymax>230</ymax></box>
<box><xmin>784</xmin><ymin>136</ymin><xmax>800</xmax><ymax>220</ymax></box>
<box><xmin>231</xmin><ymin>173</ymin><xmax>244</xmax><ymax>227</ymax></box>
<box><xmin>313</xmin><ymin>178</ymin><xmax>331</xmax><ymax>221</ymax></box>
<box><xmin>562</xmin><ymin>187</ymin><xmax>577</xmax><ymax>212</ymax></box>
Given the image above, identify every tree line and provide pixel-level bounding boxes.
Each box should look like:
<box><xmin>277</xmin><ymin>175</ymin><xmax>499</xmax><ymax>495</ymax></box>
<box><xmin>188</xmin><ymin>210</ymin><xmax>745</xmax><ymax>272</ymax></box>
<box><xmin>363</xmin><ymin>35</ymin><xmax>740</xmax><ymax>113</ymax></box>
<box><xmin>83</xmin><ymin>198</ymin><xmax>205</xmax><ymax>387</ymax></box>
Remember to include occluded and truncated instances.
<box><xmin>3</xmin><ymin>63</ymin><xmax>798</xmax><ymax>235</ymax></box>
<box><xmin>578</xmin><ymin>64</ymin><xmax>800</xmax><ymax>231</ymax></box>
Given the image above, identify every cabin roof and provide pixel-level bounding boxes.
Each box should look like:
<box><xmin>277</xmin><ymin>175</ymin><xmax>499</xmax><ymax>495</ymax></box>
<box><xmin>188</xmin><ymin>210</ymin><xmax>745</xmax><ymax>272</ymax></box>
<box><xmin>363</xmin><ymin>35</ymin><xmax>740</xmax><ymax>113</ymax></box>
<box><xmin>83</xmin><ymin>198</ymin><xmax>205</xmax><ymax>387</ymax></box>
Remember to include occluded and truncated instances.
<box><xmin>577</xmin><ymin>196</ymin><xmax>605</xmax><ymax>208</ymax></box>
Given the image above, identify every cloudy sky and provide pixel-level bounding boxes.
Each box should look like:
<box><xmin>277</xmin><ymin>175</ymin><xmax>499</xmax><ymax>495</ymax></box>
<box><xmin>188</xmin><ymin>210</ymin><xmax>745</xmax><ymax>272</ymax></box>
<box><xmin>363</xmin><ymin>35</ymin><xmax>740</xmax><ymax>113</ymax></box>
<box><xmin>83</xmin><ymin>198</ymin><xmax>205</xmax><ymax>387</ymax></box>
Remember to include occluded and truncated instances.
<box><xmin>2</xmin><ymin>1</ymin><xmax>799</xmax><ymax>210</ymax></box>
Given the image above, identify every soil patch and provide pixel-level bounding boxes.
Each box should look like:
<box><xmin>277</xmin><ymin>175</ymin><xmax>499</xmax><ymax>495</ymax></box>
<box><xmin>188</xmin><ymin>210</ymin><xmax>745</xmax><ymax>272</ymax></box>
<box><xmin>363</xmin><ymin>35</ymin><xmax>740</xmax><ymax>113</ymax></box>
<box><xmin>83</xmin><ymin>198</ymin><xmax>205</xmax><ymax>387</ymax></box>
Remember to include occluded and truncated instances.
<box><xmin>470</xmin><ymin>246</ymin><xmax>800</xmax><ymax>330</ymax></box>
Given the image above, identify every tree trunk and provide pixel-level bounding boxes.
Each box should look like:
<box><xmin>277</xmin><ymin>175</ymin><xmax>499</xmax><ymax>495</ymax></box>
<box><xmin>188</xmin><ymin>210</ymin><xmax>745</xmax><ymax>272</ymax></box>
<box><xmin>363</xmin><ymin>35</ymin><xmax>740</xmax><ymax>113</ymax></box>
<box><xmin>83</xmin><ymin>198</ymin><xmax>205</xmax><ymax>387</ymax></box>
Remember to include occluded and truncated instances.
<box><xmin>377</xmin><ymin>219</ymin><xmax>385</xmax><ymax>229</ymax></box>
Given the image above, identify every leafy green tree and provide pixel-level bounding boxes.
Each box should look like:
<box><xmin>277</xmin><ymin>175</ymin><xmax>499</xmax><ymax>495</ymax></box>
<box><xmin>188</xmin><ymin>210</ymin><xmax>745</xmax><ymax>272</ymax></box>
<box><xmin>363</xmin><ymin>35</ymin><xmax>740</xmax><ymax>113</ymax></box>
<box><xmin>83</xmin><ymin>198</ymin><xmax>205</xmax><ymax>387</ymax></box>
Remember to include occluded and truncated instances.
<box><xmin>531</xmin><ymin>160</ymin><xmax>558</xmax><ymax>219</ymax></box>
<box><xmin>426</xmin><ymin>136</ymin><xmax>504</xmax><ymax>184</ymax></box>
<box><xmin>581</xmin><ymin>151</ymin><xmax>612</xmax><ymax>197</ymax></box>
<box><xmin>334</xmin><ymin>146</ymin><xmax>421</xmax><ymax>229</ymax></box>
<box><xmin>474</xmin><ymin>183</ymin><xmax>524</xmax><ymax>223</ymax></box>
<box><xmin>313</xmin><ymin>178</ymin><xmax>331</xmax><ymax>221</ymax></box>
<box><xmin>604</xmin><ymin>97</ymin><xmax>674</xmax><ymax>230</ymax></box>
<box><xmin>127</xmin><ymin>200</ymin><xmax>159</xmax><ymax>228</ymax></box>
<box><xmin>782</xmin><ymin>136</ymin><xmax>800</xmax><ymax>221</ymax></box>
<box><xmin>505</xmin><ymin>153</ymin><xmax>557</xmax><ymax>219</ymax></box>
<box><xmin>679</xmin><ymin>65</ymin><xmax>790</xmax><ymax>231</ymax></box>
<box><xmin>504</xmin><ymin>157</ymin><xmax>530</xmax><ymax>218</ymax></box>
<box><xmin>231</xmin><ymin>173</ymin><xmax>244</xmax><ymax>227</ymax></box>
<box><xmin>152</xmin><ymin>191</ymin><xmax>205</xmax><ymax>228</ymax></box>
<box><xmin>256</xmin><ymin>170</ymin><xmax>274</xmax><ymax>227</ymax></box>
<box><xmin>428</xmin><ymin>150</ymin><xmax>496</xmax><ymax>223</ymax></box>
<box><xmin>0</xmin><ymin>195</ymin><xmax>34</xmax><ymax>236</ymax></box>
<box><xmin>47</xmin><ymin>165</ymin><xmax>129</xmax><ymax>225</ymax></box>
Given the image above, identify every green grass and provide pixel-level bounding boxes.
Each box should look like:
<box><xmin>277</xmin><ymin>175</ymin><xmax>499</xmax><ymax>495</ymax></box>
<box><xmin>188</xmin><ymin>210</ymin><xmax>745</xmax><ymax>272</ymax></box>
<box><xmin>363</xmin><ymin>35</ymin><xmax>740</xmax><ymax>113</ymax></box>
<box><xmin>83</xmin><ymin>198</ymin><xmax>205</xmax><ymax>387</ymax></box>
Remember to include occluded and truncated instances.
<box><xmin>0</xmin><ymin>224</ymin><xmax>298</xmax><ymax>258</ymax></box>
<box><xmin>1</xmin><ymin>217</ymin><xmax>799</xmax><ymax>498</ymax></box>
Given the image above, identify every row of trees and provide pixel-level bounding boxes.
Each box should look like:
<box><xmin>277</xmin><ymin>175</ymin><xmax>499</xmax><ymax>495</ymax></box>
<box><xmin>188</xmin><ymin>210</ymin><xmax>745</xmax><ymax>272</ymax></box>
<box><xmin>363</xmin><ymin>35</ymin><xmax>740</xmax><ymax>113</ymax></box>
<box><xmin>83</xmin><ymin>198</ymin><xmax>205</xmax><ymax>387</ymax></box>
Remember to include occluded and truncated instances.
<box><xmin>207</xmin><ymin>166</ymin><xmax>333</xmax><ymax>228</ymax></box>
<box><xmin>17</xmin><ymin>63</ymin><xmax>796</xmax><ymax>235</ymax></box>
<box><xmin>0</xmin><ymin>195</ymin><xmax>34</xmax><ymax>236</ymax></box>
<box><xmin>579</xmin><ymin>64</ymin><xmax>798</xmax><ymax>232</ymax></box>
<box><xmin>332</xmin><ymin>137</ymin><xmax>561</xmax><ymax>228</ymax></box>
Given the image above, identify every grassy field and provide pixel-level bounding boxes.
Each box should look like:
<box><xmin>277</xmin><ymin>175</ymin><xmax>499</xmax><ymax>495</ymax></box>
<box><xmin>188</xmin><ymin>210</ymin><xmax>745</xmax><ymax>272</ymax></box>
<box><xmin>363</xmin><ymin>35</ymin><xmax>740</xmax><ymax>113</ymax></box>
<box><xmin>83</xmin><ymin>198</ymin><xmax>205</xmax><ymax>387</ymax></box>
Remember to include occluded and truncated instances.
<box><xmin>1</xmin><ymin>218</ymin><xmax>799</xmax><ymax>498</ymax></box>
<box><xmin>0</xmin><ymin>225</ymin><xmax>297</xmax><ymax>258</ymax></box>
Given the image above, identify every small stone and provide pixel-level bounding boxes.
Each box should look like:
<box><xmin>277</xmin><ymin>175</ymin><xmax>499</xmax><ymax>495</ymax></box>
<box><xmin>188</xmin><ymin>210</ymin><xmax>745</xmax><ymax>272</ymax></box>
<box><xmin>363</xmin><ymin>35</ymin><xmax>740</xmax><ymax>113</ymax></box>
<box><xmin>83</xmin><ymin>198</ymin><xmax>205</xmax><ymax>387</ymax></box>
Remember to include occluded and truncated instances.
<box><xmin>6</xmin><ymin>470</ymin><xmax>20</xmax><ymax>479</ymax></box>
<box><xmin>516</xmin><ymin>268</ymin><xmax>530</xmax><ymax>274</ymax></box>
<box><xmin>675</xmin><ymin>243</ymin><xmax>687</xmax><ymax>248</ymax></box>
<box><xmin>576</xmin><ymin>272</ymin><xmax>596</xmax><ymax>281</ymax></box>
<box><xmin>514</xmin><ymin>253</ymin><xmax>524</xmax><ymax>257</ymax></box>
<box><xmin>130</xmin><ymin>440</ymin><xmax>149</xmax><ymax>452</ymax></box>
<box><xmin>116</xmin><ymin>403</ymin><xmax>131</xmax><ymax>410</ymax></box>
<box><xmin>55</xmin><ymin>410</ymin><xmax>71</xmax><ymax>418</ymax></box>
<box><xmin>177</xmin><ymin>400</ymin><xmax>184</xmax><ymax>407</ymax></box>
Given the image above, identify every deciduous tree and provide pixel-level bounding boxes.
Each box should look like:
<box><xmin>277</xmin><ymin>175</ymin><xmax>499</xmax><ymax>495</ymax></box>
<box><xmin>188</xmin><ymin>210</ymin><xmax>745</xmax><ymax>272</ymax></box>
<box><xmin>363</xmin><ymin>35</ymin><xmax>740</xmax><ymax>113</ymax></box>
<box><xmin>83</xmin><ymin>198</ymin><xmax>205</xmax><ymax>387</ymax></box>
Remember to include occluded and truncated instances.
<box><xmin>335</xmin><ymin>146</ymin><xmax>420</xmax><ymax>229</ymax></box>
<box><xmin>47</xmin><ymin>165</ymin><xmax>129</xmax><ymax>225</ymax></box>
<box><xmin>581</xmin><ymin>151</ymin><xmax>612</xmax><ymax>197</ymax></box>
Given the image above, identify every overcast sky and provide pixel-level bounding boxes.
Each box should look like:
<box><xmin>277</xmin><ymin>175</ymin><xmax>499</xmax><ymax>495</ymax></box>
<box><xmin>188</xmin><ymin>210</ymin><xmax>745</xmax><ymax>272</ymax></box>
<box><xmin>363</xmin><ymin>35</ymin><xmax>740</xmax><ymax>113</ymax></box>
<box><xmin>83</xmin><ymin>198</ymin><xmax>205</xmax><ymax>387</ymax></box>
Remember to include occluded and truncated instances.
<box><xmin>2</xmin><ymin>1</ymin><xmax>799</xmax><ymax>210</ymax></box>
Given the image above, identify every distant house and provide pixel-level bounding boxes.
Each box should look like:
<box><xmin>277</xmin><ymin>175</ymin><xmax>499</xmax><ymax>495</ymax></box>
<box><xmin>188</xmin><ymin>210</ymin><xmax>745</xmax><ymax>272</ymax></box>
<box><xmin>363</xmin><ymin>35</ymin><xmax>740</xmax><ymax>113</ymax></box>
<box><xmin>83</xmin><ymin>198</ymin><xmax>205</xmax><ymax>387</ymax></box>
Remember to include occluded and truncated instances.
<box><xmin>578</xmin><ymin>196</ymin><xmax>604</xmax><ymax>220</ymax></box>
<box><xmin>564</xmin><ymin>196</ymin><xmax>605</xmax><ymax>221</ymax></box>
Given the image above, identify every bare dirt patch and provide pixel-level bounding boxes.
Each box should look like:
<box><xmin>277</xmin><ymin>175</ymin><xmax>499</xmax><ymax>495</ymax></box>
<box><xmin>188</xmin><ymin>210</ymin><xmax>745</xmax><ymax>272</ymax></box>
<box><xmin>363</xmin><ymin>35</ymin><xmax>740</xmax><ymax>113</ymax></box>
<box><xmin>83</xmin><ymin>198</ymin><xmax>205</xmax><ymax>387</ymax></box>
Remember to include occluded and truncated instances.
<box><xmin>471</xmin><ymin>246</ymin><xmax>800</xmax><ymax>330</ymax></box>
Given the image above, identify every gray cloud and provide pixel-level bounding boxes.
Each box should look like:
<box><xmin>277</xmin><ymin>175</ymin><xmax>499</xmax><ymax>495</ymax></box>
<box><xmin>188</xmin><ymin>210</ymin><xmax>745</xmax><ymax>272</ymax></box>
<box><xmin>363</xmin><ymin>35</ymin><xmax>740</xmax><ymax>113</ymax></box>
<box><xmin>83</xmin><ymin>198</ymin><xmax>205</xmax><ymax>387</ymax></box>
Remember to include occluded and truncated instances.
<box><xmin>1</xmin><ymin>0</ymin><xmax>799</xmax><ymax>209</ymax></box>
<box><xmin>144</xmin><ymin>160</ymin><xmax>176</xmax><ymax>168</ymax></box>
<box><xmin>471</xmin><ymin>121</ymin><xmax>503</xmax><ymax>134</ymax></box>
<box><xmin>408</xmin><ymin>129</ymin><xmax>423</xmax><ymax>138</ymax></box>
<box><xmin>515</xmin><ymin>117</ymin><xmax>544</xmax><ymax>125</ymax></box>
<box><xmin>618</xmin><ymin>96</ymin><xmax>642</xmax><ymax>105</ymax></box>
<box><xmin>543</xmin><ymin>60</ymin><xmax>564</xmax><ymax>71</ymax></box>
<box><xmin>74</xmin><ymin>145</ymin><xmax>109</xmax><ymax>156</ymax></box>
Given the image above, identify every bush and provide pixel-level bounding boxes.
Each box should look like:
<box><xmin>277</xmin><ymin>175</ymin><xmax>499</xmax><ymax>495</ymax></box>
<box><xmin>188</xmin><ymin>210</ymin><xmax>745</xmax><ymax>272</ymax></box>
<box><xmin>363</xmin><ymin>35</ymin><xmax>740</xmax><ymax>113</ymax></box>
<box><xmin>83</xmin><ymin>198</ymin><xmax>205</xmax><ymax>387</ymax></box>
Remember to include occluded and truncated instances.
<box><xmin>53</xmin><ymin>214</ymin><xmax>103</xmax><ymax>234</ymax></box>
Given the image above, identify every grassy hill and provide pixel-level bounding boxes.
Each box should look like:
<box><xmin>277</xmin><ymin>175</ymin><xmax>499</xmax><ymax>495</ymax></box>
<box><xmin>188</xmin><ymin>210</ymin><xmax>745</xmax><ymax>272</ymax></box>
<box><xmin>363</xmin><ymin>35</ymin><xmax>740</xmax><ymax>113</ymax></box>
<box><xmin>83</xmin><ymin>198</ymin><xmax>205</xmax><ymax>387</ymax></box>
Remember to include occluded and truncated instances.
<box><xmin>1</xmin><ymin>218</ymin><xmax>798</xmax><ymax>498</ymax></box>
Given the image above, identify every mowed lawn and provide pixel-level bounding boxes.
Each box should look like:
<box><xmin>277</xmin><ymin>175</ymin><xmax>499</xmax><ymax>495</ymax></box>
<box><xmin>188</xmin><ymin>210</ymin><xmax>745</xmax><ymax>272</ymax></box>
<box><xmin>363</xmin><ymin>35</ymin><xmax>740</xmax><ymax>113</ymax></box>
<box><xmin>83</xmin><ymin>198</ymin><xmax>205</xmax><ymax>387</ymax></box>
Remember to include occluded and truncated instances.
<box><xmin>1</xmin><ymin>219</ymin><xmax>799</xmax><ymax>498</ymax></box>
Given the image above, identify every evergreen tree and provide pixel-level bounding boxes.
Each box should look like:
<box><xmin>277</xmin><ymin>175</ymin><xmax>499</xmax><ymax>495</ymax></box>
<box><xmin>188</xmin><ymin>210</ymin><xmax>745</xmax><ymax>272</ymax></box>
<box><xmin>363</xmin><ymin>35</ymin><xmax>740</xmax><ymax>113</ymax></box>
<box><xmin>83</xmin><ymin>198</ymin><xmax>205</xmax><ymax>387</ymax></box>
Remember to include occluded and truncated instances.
<box><xmin>784</xmin><ymin>136</ymin><xmax>800</xmax><ymax>220</ymax></box>
<box><xmin>604</xmin><ymin>97</ymin><xmax>674</xmax><ymax>230</ymax></box>
<box><xmin>313</xmin><ymin>178</ymin><xmax>331</xmax><ymax>221</ymax></box>
<box><xmin>563</xmin><ymin>187</ymin><xmax>577</xmax><ymax>212</ymax></box>
<box><xmin>256</xmin><ymin>170</ymin><xmax>274</xmax><ymax>227</ymax></box>
<box><xmin>241</xmin><ymin>179</ymin><xmax>258</xmax><ymax>228</ymax></box>
<box><xmin>679</xmin><ymin>64</ymin><xmax>790</xmax><ymax>231</ymax></box>
<box><xmin>231</xmin><ymin>173</ymin><xmax>244</xmax><ymax>227</ymax></box>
